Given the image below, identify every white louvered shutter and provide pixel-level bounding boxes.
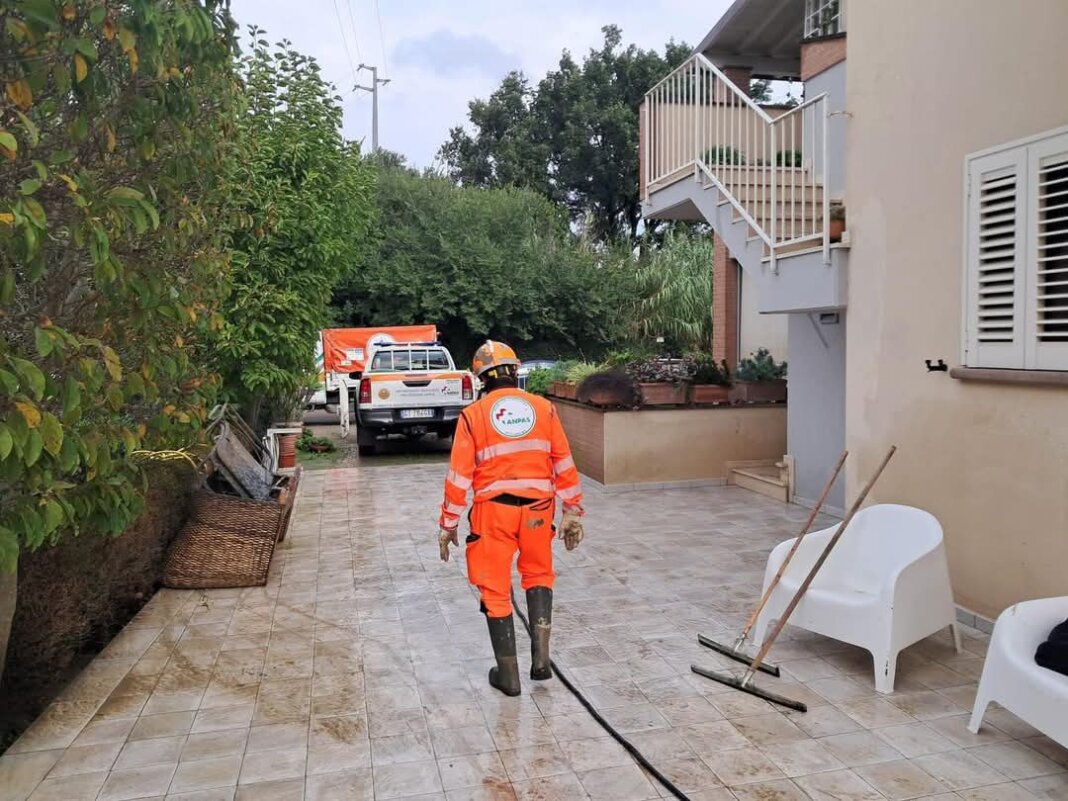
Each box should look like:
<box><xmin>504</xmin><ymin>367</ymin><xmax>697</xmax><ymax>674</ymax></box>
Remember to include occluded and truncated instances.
<box><xmin>965</xmin><ymin>150</ymin><xmax>1027</xmax><ymax>368</ymax></box>
<box><xmin>1025</xmin><ymin>132</ymin><xmax>1068</xmax><ymax>370</ymax></box>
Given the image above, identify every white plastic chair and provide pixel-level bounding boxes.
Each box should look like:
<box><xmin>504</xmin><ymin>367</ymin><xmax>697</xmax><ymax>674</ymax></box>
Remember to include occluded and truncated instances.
<box><xmin>753</xmin><ymin>504</ymin><xmax>961</xmax><ymax>693</ymax></box>
<box><xmin>969</xmin><ymin>597</ymin><xmax>1068</xmax><ymax>748</ymax></box>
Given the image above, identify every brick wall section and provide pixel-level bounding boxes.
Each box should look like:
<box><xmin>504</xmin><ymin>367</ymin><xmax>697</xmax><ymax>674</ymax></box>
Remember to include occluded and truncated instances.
<box><xmin>715</xmin><ymin>66</ymin><xmax>752</xmax><ymax>104</ymax></box>
<box><xmin>801</xmin><ymin>35</ymin><xmax>847</xmax><ymax>81</ymax></box>
<box><xmin>712</xmin><ymin>235</ymin><xmax>739</xmax><ymax>369</ymax></box>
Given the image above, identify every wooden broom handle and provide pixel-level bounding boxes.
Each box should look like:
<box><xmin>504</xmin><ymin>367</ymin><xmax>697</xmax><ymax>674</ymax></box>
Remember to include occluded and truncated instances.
<box><xmin>745</xmin><ymin>446</ymin><xmax>897</xmax><ymax>676</ymax></box>
<box><xmin>739</xmin><ymin>450</ymin><xmax>848</xmax><ymax>639</ymax></box>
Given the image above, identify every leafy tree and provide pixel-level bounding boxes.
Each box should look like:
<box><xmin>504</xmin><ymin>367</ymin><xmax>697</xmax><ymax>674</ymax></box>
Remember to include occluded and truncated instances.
<box><xmin>332</xmin><ymin>165</ymin><xmax>636</xmax><ymax>360</ymax></box>
<box><xmin>440</xmin><ymin>26</ymin><xmax>690</xmax><ymax>244</ymax></box>
<box><xmin>633</xmin><ymin>232</ymin><xmax>714</xmax><ymax>352</ymax></box>
<box><xmin>215</xmin><ymin>33</ymin><xmax>375</xmax><ymax>425</ymax></box>
<box><xmin>0</xmin><ymin>1</ymin><xmax>242</xmax><ymax>571</ymax></box>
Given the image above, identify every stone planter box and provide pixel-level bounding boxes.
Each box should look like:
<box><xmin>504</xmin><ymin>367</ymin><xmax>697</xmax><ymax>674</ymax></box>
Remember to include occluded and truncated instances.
<box><xmin>691</xmin><ymin>384</ymin><xmax>731</xmax><ymax>405</ymax></box>
<box><xmin>553</xmin><ymin>400</ymin><xmax>786</xmax><ymax>485</ymax></box>
<box><xmin>638</xmin><ymin>382</ymin><xmax>689</xmax><ymax>406</ymax></box>
<box><xmin>549</xmin><ymin>382</ymin><xmax>578</xmax><ymax>401</ymax></box>
<box><xmin>729</xmin><ymin>379</ymin><xmax>787</xmax><ymax>404</ymax></box>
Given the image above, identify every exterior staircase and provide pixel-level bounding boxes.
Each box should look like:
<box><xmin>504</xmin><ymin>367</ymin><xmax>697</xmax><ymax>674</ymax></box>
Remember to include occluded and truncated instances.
<box><xmin>640</xmin><ymin>54</ymin><xmax>848</xmax><ymax>313</ymax></box>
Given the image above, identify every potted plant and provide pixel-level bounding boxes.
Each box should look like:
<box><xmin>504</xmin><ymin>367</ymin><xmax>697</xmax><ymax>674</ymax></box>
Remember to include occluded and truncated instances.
<box><xmin>690</xmin><ymin>353</ymin><xmax>732</xmax><ymax>404</ymax></box>
<box><xmin>626</xmin><ymin>357</ymin><xmax>693</xmax><ymax>406</ymax></box>
<box><xmin>729</xmin><ymin>348</ymin><xmax>787</xmax><ymax>404</ymax></box>
<box><xmin>544</xmin><ymin>361</ymin><xmax>574</xmax><ymax>400</ymax></box>
<box><xmin>271</xmin><ymin>386</ymin><xmax>312</xmax><ymax>469</ymax></box>
<box><xmin>829</xmin><ymin>201</ymin><xmax>846</xmax><ymax>243</ymax></box>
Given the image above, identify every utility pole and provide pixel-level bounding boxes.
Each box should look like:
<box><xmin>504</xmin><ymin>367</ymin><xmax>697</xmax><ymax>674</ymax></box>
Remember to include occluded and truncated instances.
<box><xmin>355</xmin><ymin>64</ymin><xmax>390</xmax><ymax>152</ymax></box>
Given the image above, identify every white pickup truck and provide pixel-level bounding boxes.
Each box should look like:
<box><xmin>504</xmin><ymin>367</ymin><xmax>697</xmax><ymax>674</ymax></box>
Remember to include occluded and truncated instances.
<box><xmin>355</xmin><ymin>342</ymin><xmax>474</xmax><ymax>455</ymax></box>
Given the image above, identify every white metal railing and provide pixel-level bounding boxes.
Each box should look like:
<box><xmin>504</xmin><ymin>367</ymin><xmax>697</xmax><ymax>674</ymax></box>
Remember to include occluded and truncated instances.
<box><xmin>643</xmin><ymin>54</ymin><xmax>830</xmax><ymax>267</ymax></box>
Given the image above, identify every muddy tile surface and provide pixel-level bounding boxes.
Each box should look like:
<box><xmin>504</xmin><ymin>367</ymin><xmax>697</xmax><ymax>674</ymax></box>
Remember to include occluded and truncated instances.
<box><xmin>2</xmin><ymin>463</ymin><xmax>1066</xmax><ymax>799</ymax></box>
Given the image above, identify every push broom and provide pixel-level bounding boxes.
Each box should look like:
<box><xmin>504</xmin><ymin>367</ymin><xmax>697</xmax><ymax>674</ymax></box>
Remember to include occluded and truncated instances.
<box><xmin>692</xmin><ymin>446</ymin><xmax>897</xmax><ymax>712</ymax></box>
<box><xmin>699</xmin><ymin>450</ymin><xmax>849</xmax><ymax>676</ymax></box>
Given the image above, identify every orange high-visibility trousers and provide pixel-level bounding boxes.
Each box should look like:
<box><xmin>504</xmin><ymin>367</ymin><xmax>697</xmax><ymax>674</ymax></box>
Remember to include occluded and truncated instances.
<box><xmin>466</xmin><ymin>498</ymin><xmax>555</xmax><ymax>618</ymax></box>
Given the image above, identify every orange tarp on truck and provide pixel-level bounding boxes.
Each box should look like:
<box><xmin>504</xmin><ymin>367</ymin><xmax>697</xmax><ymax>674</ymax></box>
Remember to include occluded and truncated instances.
<box><xmin>321</xmin><ymin>326</ymin><xmax>438</xmax><ymax>375</ymax></box>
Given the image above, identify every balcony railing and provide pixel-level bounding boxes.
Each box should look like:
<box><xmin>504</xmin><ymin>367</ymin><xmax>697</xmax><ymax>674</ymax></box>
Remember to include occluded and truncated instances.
<box><xmin>642</xmin><ymin>54</ymin><xmax>831</xmax><ymax>266</ymax></box>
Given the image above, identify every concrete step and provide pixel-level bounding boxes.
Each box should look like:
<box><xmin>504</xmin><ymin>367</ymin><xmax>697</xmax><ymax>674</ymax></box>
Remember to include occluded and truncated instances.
<box><xmin>704</xmin><ymin>165</ymin><xmax>816</xmax><ymax>188</ymax></box>
<box><xmin>713</xmin><ymin>186</ymin><xmax>825</xmax><ymax>205</ymax></box>
<box><xmin>728</xmin><ymin>464</ymin><xmax>789</xmax><ymax>503</ymax></box>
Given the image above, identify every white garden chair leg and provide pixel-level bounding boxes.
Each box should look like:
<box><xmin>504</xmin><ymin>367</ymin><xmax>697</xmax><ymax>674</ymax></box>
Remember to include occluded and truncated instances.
<box><xmin>874</xmin><ymin>646</ymin><xmax>899</xmax><ymax>694</ymax></box>
<box><xmin>951</xmin><ymin>623</ymin><xmax>963</xmax><ymax>653</ymax></box>
<box><xmin>968</xmin><ymin>692</ymin><xmax>992</xmax><ymax>734</ymax></box>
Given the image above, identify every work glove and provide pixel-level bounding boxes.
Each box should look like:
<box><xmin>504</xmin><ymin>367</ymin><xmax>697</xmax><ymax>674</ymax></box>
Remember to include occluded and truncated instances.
<box><xmin>559</xmin><ymin>509</ymin><xmax>584</xmax><ymax>551</ymax></box>
<box><xmin>438</xmin><ymin>527</ymin><xmax>459</xmax><ymax>562</ymax></box>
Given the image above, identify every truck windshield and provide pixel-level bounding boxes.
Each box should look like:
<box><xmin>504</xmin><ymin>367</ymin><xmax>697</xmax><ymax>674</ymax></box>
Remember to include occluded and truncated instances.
<box><xmin>370</xmin><ymin>349</ymin><xmax>449</xmax><ymax>371</ymax></box>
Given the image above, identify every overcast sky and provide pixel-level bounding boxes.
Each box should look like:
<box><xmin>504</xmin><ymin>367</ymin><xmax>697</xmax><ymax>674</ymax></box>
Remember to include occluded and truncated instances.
<box><xmin>228</xmin><ymin>1</ymin><xmax>731</xmax><ymax>169</ymax></box>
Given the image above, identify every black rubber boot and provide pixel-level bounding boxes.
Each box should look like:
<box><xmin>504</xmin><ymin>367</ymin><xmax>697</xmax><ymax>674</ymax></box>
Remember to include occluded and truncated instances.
<box><xmin>486</xmin><ymin>614</ymin><xmax>522</xmax><ymax>697</ymax></box>
<box><xmin>526</xmin><ymin>587</ymin><xmax>553</xmax><ymax>680</ymax></box>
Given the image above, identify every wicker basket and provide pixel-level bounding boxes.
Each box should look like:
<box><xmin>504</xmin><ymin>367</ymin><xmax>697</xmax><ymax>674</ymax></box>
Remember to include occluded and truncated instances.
<box><xmin>162</xmin><ymin>491</ymin><xmax>285</xmax><ymax>589</ymax></box>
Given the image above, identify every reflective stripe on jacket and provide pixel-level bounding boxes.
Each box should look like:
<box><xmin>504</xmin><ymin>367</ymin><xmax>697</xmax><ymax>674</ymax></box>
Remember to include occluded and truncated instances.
<box><xmin>439</xmin><ymin>388</ymin><xmax>583</xmax><ymax>530</ymax></box>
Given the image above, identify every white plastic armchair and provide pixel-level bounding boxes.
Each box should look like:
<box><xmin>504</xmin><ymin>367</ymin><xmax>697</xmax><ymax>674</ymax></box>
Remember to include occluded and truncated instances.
<box><xmin>753</xmin><ymin>504</ymin><xmax>960</xmax><ymax>693</ymax></box>
<box><xmin>969</xmin><ymin>597</ymin><xmax>1068</xmax><ymax>748</ymax></box>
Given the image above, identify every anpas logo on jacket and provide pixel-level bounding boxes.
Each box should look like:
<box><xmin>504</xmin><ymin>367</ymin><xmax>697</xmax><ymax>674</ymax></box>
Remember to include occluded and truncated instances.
<box><xmin>490</xmin><ymin>397</ymin><xmax>537</xmax><ymax>438</ymax></box>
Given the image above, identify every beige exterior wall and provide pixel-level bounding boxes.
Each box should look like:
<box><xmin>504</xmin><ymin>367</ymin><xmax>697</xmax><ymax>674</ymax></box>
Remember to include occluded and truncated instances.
<box><xmin>739</xmin><ymin>266</ymin><xmax>788</xmax><ymax>363</ymax></box>
<box><xmin>602</xmin><ymin>406</ymin><xmax>786</xmax><ymax>485</ymax></box>
<box><xmin>845</xmin><ymin>1</ymin><xmax>1068</xmax><ymax>619</ymax></box>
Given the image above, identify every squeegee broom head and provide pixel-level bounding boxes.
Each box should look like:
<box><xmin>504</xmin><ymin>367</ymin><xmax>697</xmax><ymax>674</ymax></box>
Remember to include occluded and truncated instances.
<box><xmin>690</xmin><ymin>664</ymin><xmax>807</xmax><ymax>713</ymax></box>
<box><xmin>698</xmin><ymin>635</ymin><xmax>781</xmax><ymax>677</ymax></box>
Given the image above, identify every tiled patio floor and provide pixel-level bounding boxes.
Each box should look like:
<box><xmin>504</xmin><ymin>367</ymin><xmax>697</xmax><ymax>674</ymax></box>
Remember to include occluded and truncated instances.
<box><xmin>3</xmin><ymin>463</ymin><xmax>1067</xmax><ymax>800</ymax></box>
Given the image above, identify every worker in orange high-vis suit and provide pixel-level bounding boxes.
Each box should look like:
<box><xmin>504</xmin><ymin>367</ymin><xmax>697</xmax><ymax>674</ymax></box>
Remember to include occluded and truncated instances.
<box><xmin>438</xmin><ymin>341</ymin><xmax>585</xmax><ymax>697</ymax></box>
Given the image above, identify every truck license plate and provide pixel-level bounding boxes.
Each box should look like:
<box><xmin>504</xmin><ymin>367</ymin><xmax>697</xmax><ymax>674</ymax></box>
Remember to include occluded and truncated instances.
<box><xmin>400</xmin><ymin>409</ymin><xmax>435</xmax><ymax>419</ymax></box>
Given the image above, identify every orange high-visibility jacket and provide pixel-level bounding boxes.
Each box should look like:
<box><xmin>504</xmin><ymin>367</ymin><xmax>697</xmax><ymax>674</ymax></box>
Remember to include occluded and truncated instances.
<box><xmin>439</xmin><ymin>388</ymin><xmax>583</xmax><ymax>530</ymax></box>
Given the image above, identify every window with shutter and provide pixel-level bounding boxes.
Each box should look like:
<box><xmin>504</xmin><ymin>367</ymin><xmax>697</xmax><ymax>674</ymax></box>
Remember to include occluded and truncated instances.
<box><xmin>964</xmin><ymin>127</ymin><xmax>1068</xmax><ymax>371</ymax></box>
<box><xmin>965</xmin><ymin>151</ymin><xmax>1026</xmax><ymax>368</ymax></box>
<box><xmin>1026</xmin><ymin>135</ymin><xmax>1068</xmax><ymax>370</ymax></box>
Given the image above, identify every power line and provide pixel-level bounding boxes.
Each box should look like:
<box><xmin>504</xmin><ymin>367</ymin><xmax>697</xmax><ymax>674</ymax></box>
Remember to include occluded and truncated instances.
<box><xmin>373</xmin><ymin>0</ymin><xmax>388</xmax><ymax>75</ymax></box>
<box><xmin>345</xmin><ymin>0</ymin><xmax>363</xmax><ymax>61</ymax></box>
<box><xmin>332</xmin><ymin>0</ymin><xmax>359</xmax><ymax>85</ymax></box>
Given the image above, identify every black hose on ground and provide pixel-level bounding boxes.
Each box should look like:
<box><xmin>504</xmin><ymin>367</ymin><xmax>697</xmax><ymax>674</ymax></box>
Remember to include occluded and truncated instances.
<box><xmin>510</xmin><ymin>590</ymin><xmax>693</xmax><ymax>801</ymax></box>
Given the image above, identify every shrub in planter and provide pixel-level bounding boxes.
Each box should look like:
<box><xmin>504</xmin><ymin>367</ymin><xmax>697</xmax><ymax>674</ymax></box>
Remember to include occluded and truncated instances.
<box><xmin>690</xmin><ymin>354</ymin><xmax>732</xmax><ymax>404</ymax></box>
<box><xmin>626</xmin><ymin>357</ymin><xmax>695</xmax><ymax>406</ymax></box>
<box><xmin>576</xmin><ymin>371</ymin><xmax>640</xmax><ymax>409</ymax></box>
<box><xmin>543</xmin><ymin>361</ymin><xmax>576</xmax><ymax>399</ymax></box>
<box><xmin>829</xmin><ymin>201</ymin><xmax>846</xmax><ymax>242</ymax></box>
<box><xmin>703</xmin><ymin>146</ymin><xmax>745</xmax><ymax>165</ymax></box>
<box><xmin>730</xmin><ymin>348</ymin><xmax>788</xmax><ymax>403</ymax></box>
<box><xmin>524</xmin><ymin>368</ymin><xmax>553</xmax><ymax>397</ymax></box>
<box><xmin>548</xmin><ymin>362</ymin><xmax>598</xmax><ymax>401</ymax></box>
<box><xmin>601</xmin><ymin>346</ymin><xmax>655</xmax><ymax>370</ymax></box>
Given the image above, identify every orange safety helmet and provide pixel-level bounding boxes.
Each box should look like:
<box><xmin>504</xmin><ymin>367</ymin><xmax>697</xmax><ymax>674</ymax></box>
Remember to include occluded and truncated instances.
<box><xmin>471</xmin><ymin>340</ymin><xmax>520</xmax><ymax>379</ymax></box>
